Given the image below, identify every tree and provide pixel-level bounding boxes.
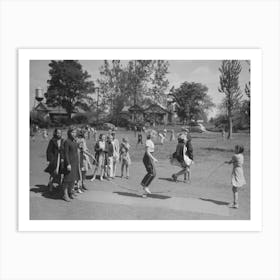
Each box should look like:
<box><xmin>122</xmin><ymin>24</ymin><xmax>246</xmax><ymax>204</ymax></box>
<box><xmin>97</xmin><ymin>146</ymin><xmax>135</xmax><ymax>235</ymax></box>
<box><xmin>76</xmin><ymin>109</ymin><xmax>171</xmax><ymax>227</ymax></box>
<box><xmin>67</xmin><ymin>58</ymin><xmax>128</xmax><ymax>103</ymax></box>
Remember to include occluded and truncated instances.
<box><xmin>147</xmin><ymin>60</ymin><xmax>169</xmax><ymax>104</ymax></box>
<box><xmin>97</xmin><ymin>60</ymin><xmax>170</xmax><ymax>121</ymax></box>
<box><xmin>218</xmin><ymin>60</ymin><xmax>243</xmax><ymax>139</ymax></box>
<box><xmin>45</xmin><ymin>60</ymin><xmax>94</xmax><ymax>119</ymax></box>
<box><xmin>169</xmin><ymin>82</ymin><xmax>214</xmax><ymax>123</ymax></box>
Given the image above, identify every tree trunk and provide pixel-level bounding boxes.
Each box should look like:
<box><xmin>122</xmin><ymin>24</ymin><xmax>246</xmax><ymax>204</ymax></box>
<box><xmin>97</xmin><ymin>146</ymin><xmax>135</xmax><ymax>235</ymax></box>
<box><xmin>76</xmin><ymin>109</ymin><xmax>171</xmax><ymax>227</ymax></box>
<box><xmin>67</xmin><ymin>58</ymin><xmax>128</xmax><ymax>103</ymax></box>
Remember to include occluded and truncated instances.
<box><xmin>228</xmin><ymin>115</ymin><xmax>233</xmax><ymax>139</ymax></box>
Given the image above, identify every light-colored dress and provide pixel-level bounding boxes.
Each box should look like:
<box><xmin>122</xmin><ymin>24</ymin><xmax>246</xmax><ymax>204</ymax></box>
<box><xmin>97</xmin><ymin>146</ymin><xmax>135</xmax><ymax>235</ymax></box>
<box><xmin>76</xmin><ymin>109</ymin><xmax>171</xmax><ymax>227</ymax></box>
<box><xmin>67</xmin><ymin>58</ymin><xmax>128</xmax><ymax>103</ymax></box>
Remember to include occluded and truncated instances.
<box><xmin>120</xmin><ymin>142</ymin><xmax>131</xmax><ymax>165</ymax></box>
<box><xmin>231</xmin><ymin>154</ymin><xmax>246</xmax><ymax>187</ymax></box>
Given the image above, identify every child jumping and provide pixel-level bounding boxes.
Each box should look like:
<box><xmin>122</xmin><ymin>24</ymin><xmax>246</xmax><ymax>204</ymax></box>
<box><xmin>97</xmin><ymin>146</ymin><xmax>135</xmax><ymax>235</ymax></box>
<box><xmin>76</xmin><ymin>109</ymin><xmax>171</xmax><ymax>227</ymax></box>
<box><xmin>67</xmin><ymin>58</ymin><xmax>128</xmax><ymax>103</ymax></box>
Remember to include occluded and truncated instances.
<box><xmin>225</xmin><ymin>145</ymin><xmax>246</xmax><ymax>209</ymax></box>
<box><xmin>119</xmin><ymin>137</ymin><xmax>131</xmax><ymax>179</ymax></box>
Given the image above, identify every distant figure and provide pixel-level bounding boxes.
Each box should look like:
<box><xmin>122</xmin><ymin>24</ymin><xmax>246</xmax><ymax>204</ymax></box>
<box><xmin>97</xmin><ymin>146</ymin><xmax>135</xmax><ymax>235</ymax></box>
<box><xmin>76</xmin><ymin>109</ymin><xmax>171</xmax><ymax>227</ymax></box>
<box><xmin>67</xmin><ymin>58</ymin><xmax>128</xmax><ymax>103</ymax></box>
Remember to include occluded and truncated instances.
<box><xmin>170</xmin><ymin>129</ymin><xmax>175</xmax><ymax>141</ymax></box>
<box><xmin>158</xmin><ymin>129</ymin><xmax>166</xmax><ymax>145</ymax></box>
<box><xmin>221</xmin><ymin>127</ymin><xmax>226</xmax><ymax>140</ymax></box>
<box><xmin>137</xmin><ymin>132</ymin><xmax>143</xmax><ymax>145</ymax></box>
<box><xmin>42</xmin><ymin>128</ymin><xmax>48</xmax><ymax>140</ymax></box>
<box><xmin>44</xmin><ymin>128</ymin><xmax>65</xmax><ymax>192</ymax></box>
<box><xmin>92</xmin><ymin>128</ymin><xmax>97</xmax><ymax>142</ymax></box>
<box><xmin>134</xmin><ymin>125</ymin><xmax>137</xmax><ymax>137</ymax></box>
<box><xmin>225</xmin><ymin>145</ymin><xmax>246</xmax><ymax>209</ymax></box>
<box><xmin>119</xmin><ymin>137</ymin><xmax>131</xmax><ymax>179</ymax></box>
<box><xmin>30</xmin><ymin>124</ymin><xmax>37</xmax><ymax>141</ymax></box>
<box><xmin>85</xmin><ymin>125</ymin><xmax>91</xmax><ymax>140</ymax></box>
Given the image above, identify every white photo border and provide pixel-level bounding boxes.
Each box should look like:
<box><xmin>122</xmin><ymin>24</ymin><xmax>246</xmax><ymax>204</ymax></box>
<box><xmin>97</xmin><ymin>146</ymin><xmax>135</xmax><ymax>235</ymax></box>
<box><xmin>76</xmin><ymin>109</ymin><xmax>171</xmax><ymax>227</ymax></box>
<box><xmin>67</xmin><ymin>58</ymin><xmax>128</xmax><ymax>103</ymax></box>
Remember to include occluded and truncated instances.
<box><xmin>18</xmin><ymin>48</ymin><xmax>262</xmax><ymax>232</ymax></box>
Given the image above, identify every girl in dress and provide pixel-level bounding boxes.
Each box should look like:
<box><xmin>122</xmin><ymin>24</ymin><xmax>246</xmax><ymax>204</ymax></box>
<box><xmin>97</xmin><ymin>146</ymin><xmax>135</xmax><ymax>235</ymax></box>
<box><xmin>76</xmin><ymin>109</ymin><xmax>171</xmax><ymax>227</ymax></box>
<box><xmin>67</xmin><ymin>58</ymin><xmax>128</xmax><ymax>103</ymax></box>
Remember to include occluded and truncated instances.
<box><xmin>225</xmin><ymin>145</ymin><xmax>246</xmax><ymax>209</ymax></box>
<box><xmin>91</xmin><ymin>134</ymin><xmax>107</xmax><ymax>181</ymax></box>
<box><xmin>119</xmin><ymin>137</ymin><xmax>131</xmax><ymax>179</ymax></box>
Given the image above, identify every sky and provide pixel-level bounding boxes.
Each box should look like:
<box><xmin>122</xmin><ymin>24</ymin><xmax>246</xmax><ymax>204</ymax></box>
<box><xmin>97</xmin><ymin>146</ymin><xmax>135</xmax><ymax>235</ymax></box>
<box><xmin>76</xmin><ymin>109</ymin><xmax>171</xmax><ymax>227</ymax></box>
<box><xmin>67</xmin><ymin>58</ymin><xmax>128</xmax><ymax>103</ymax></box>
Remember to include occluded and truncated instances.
<box><xmin>30</xmin><ymin>60</ymin><xmax>250</xmax><ymax>117</ymax></box>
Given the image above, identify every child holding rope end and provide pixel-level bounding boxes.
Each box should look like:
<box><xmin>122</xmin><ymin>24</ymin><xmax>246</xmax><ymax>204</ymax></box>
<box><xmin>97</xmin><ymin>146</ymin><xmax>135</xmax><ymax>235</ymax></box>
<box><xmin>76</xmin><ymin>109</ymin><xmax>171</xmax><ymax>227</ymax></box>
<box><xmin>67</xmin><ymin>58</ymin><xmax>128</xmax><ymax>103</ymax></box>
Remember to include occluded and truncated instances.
<box><xmin>225</xmin><ymin>145</ymin><xmax>246</xmax><ymax>209</ymax></box>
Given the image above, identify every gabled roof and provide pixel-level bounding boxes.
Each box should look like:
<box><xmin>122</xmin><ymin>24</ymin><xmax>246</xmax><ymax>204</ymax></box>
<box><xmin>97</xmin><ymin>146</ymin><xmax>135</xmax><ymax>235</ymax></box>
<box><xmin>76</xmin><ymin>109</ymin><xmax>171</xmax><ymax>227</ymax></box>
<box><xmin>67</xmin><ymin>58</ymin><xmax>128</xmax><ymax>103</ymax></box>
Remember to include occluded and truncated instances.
<box><xmin>128</xmin><ymin>104</ymin><xmax>144</xmax><ymax>112</ymax></box>
<box><xmin>144</xmin><ymin>103</ymin><xmax>170</xmax><ymax>113</ymax></box>
<box><xmin>34</xmin><ymin>102</ymin><xmax>49</xmax><ymax>112</ymax></box>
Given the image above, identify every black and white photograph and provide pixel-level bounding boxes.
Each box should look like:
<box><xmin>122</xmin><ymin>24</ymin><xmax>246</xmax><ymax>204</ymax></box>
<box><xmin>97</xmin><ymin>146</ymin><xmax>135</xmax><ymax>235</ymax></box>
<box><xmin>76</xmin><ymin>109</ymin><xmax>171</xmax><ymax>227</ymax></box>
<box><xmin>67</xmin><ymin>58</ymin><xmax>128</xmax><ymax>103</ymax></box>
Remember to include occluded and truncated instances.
<box><xmin>27</xmin><ymin>55</ymin><xmax>253</xmax><ymax>221</ymax></box>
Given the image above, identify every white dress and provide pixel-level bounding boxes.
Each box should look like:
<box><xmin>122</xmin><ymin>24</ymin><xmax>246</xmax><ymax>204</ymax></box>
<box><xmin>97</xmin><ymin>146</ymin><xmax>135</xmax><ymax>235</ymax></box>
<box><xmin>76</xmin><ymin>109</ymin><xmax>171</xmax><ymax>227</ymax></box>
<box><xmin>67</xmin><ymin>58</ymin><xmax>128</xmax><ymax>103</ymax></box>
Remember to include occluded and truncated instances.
<box><xmin>231</xmin><ymin>154</ymin><xmax>246</xmax><ymax>187</ymax></box>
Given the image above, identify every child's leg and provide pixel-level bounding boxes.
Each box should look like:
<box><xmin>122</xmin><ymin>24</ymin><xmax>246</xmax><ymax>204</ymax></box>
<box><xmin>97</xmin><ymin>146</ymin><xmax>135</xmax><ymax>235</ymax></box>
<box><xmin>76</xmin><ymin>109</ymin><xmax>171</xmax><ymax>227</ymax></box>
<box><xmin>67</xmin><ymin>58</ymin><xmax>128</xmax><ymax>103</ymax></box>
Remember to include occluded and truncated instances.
<box><xmin>175</xmin><ymin>167</ymin><xmax>187</xmax><ymax>178</ymax></box>
<box><xmin>126</xmin><ymin>164</ymin><xmax>129</xmax><ymax>178</ymax></box>
<box><xmin>232</xmin><ymin>186</ymin><xmax>239</xmax><ymax>207</ymax></box>
<box><xmin>48</xmin><ymin>175</ymin><xmax>54</xmax><ymax>191</ymax></box>
<box><xmin>121</xmin><ymin>162</ymin><xmax>124</xmax><ymax>177</ymax></box>
<box><xmin>91</xmin><ymin>164</ymin><xmax>98</xmax><ymax>180</ymax></box>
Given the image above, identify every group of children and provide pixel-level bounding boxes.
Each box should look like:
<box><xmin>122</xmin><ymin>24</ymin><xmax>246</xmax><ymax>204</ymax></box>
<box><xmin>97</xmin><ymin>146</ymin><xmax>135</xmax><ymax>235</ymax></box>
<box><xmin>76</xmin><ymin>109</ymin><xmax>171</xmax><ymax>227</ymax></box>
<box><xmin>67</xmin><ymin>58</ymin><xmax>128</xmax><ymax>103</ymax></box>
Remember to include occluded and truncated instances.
<box><xmin>90</xmin><ymin>132</ymin><xmax>131</xmax><ymax>181</ymax></box>
<box><xmin>43</xmin><ymin>125</ymin><xmax>246</xmax><ymax>208</ymax></box>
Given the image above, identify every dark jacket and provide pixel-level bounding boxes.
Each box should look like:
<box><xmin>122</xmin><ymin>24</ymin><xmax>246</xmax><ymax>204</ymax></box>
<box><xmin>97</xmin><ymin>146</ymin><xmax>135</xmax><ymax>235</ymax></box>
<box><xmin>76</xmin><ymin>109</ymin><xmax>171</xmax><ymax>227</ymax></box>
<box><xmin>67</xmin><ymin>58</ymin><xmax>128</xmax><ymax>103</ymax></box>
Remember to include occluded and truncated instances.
<box><xmin>173</xmin><ymin>140</ymin><xmax>194</xmax><ymax>163</ymax></box>
<box><xmin>44</xmin><ymin>137</ymin><xmax>65</xmax><ymax>174</ymax></box>
<box><xmin>186</xmin><ymin>140</ymin><xmax>194</xmax><ymax>160</ymax></box>
<box><xmin>63</xmin><ymin>138</ymin><xmax>80</xmax><ymax>182</ymax></box>
<box><xmin>173</xmin><ymin>142</ymin><xmax>185</xmax><ymax>164</ymax></box>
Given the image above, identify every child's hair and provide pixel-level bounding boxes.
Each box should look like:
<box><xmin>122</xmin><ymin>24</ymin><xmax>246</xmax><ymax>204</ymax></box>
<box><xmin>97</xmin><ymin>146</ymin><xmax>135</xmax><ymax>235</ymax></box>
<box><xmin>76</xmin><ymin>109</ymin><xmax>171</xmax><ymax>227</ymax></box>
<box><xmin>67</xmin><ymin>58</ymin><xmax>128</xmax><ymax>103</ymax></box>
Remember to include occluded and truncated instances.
<box><xmin>235</xmin><ymin>145</ymin><xmax>244</xmax><ymax>154</ymax></box>
<box><xmin>122</xmin><ymin>137</ymin><xmax>128</xmax><ymax>143</ymax></box>
<box><xmin>99</xmin><ymin>133</ymin><xmax>103</xmax><ymax>140</ymax></box>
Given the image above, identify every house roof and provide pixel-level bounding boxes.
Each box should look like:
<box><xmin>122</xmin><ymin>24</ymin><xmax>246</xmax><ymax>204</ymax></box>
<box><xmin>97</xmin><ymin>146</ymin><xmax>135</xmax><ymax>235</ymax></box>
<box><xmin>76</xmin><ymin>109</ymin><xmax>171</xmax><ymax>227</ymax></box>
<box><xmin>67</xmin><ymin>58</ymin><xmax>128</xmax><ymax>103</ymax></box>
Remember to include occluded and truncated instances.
<box><xmin>144</xmin><ymin>103</ymin><xmax>170</xmax><ymax>114</ymax></box>
<box><xmin>128</xmin><ymin>104</ymin><xmax>144</xmax><ymax>112</ymax></box>
<box><xmin>34</xmin><ymin>102</ymin><xmax>49</xmax><ymax>112</ymax></box>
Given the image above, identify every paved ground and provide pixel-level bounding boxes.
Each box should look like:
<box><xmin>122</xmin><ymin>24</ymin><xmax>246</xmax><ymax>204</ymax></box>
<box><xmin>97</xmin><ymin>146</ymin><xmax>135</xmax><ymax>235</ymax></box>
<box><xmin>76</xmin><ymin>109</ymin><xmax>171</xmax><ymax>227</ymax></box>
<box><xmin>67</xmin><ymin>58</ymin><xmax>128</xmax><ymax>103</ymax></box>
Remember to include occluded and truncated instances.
<box><xmin>30</xmin><ymin>145</ymin><xmax>250</xmax><ymax>220</ymax></box>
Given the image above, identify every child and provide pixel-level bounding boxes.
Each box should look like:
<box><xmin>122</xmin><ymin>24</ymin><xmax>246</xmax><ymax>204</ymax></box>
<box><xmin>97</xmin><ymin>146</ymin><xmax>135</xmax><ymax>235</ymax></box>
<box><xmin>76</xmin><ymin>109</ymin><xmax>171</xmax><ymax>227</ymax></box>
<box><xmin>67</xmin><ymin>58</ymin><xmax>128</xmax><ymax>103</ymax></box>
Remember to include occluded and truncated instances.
<box><xmin>225</xmin><ymin>145</ymin><xmax>246</xmax><ymax>209</ymax></box>
<box><xmin>42</xmin><ymin>128</ymin><xmax>48</xmax><ymax>140</ymax></box>
<box><xmin>106</xmin><ymin>134</ymin><xmax>114</xmax><ymax>180</ymax></box>
<box><xmin>119</xmin><ymin>137</ymin><xmax>131</xmax><ymax>179</ymax></box>
<box><xmin>170</xmin><ymin>129</ymin><xmax>175</xmax><ymax>142</ymax></box>
<box><xmin>171</xmin><ymin>134</ymin><xmax>193</xmax><ymax>183</ymax></box>
<box><xmin>77</xmin><ymin>132</ymin><xmax>95</xmax><ymax>192</ymax></box>
<box><xmin>91</xmin><ymin>134</ymin><xmax>107</xmax><ymax>181</ymax></box>
<box><xmin>137</xmin><ymin>132</ymin><xmax>143</xmax><ymax>145</ymax></box>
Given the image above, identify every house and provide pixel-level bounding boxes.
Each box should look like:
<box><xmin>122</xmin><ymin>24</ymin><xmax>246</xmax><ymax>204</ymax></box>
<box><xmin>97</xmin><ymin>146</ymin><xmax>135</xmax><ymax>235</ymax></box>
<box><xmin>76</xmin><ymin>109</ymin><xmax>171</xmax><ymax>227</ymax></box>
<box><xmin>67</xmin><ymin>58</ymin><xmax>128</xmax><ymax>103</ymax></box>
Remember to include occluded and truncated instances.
<box><xmin>120</xmin><ymin>103</ymin><xmax>174</xmax><ymax>125</ymax></box>
<box><xmin>33</xmin><ymin>102</ymin><xmax>69</xmax><ymax>121</ymax></box>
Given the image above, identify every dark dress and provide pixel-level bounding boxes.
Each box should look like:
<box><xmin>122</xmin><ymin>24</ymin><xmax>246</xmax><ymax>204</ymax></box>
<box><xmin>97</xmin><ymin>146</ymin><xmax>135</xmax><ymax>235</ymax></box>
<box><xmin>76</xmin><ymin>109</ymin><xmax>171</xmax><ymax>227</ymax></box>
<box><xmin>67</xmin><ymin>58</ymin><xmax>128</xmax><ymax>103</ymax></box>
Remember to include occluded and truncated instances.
<box><xmin>63</xmin><ymin>138</ymin><xmax>80</xmax><ymax>183</ymax></box>
<box><xmin>44</xmin><ymin>138</ymin><xmax>65</xmax><ymax>175</ymax></box>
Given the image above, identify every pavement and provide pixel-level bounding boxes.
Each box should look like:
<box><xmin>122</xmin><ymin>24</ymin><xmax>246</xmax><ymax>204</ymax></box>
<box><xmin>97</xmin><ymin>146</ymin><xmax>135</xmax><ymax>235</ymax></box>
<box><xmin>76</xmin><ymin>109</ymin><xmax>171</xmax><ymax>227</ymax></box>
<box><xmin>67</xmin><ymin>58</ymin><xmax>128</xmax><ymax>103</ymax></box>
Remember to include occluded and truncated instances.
<box><xmin>30</xmin><ymin>161</ymin><xmax>241</xmax><ymax>220</ymax></box>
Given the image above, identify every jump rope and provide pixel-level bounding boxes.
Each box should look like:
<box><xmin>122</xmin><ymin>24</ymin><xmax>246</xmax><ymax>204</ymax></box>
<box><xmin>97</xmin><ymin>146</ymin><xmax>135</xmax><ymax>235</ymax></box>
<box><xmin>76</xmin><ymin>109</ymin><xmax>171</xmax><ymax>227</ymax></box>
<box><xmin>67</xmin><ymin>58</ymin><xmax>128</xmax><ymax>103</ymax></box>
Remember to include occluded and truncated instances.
<box><xmin>102</xmin><ymin>161</ymin><xmax>226</xmax><ymax>196</ymax></box>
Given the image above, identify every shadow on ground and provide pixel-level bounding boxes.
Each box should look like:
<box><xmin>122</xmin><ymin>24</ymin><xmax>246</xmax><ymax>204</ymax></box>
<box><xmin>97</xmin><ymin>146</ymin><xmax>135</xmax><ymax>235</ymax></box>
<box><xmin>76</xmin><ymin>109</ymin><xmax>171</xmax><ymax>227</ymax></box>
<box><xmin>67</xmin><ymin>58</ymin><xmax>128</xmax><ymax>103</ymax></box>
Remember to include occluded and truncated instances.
<box><xmin>113</xmin><ymin>191</ymin><xmax>171</xmax><ymax>200</ymax></box>
<box><xmin>199</xmin><ymin>198</ymin><xmax>229</xmax><ymax>205</ymax></box>
<box><xmin>201</xmin><ymin>147</ymin><xmax>234</xmax><ymax>153</ymax></box>
<box><xmin>30</xmin><ymin>184</ymin><xmax>62</xmax><ymax>200</ymax></box>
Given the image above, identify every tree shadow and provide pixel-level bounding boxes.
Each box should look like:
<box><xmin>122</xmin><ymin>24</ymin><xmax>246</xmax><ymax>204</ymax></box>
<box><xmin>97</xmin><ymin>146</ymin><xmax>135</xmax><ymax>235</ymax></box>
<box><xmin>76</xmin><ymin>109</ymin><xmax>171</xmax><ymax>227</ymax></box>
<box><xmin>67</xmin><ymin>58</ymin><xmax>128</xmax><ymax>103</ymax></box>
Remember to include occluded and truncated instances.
<box><xmin>30</xmin><ymin>184</ymin><xmax>62</xmax><ymax>200</ymax></box>
<box><xmin>199</xmin><ymin>198</ymin><xmax>229</xmax><ymax>206</ymax></box>
<box><xmin>113</xmin><ymin>191</ymin><xmax>171</xmax><ymax>200</ymax></box>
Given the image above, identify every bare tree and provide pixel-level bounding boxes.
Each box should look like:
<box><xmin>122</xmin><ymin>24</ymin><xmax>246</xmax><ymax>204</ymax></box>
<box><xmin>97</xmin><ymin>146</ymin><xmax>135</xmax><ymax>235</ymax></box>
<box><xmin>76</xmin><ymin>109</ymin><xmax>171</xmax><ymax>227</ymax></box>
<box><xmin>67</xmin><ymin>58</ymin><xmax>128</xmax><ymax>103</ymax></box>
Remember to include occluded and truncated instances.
<box><xmin>218</xmin><ymin>60</ymin><xmax>242</xmax><ymax>139</ymax></box>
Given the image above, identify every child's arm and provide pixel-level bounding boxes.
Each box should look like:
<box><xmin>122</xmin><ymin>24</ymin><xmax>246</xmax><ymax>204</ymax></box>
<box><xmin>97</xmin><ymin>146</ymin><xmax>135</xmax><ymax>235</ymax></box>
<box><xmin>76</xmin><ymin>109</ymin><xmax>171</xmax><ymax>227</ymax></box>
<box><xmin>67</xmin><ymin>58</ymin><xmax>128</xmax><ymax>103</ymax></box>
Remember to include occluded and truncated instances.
<box><xmin>83</xmin><ymin>150</ymin><xmax>96</xmax><ymax>163</ymax></box>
